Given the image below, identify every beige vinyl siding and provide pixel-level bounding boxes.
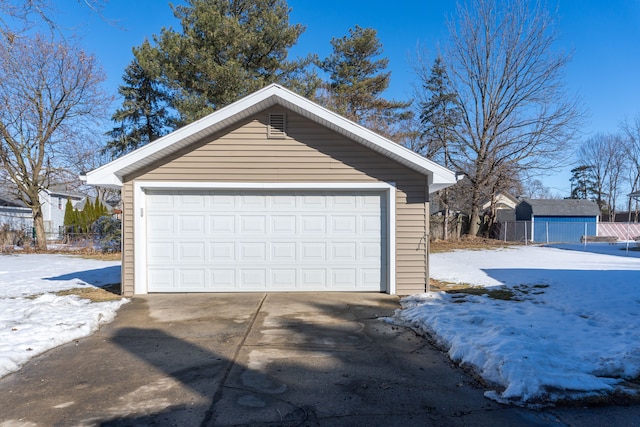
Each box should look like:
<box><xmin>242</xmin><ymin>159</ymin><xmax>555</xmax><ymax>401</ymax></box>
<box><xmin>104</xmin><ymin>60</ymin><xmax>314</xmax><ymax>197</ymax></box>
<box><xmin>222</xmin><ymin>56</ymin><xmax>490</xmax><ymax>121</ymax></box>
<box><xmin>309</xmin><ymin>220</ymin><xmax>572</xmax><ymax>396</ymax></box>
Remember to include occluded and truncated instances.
<box><xmin>121</xmin><ymin>182</ymin><xmax>135</xmax><ymax>296</ymax></box>
<box><xmin>121</xmin><ymin>107</ymin><xmax>429</xmax><ymax>295</ymax></box>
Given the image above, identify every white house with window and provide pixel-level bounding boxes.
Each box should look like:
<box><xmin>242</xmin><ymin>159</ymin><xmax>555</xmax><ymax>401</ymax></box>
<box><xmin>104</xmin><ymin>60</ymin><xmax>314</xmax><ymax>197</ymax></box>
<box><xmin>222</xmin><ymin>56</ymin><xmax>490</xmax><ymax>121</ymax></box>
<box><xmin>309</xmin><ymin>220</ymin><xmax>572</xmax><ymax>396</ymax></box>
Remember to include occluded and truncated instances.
<box><xmin>38</xmin><ymin>188</ymin><xmax>85</xmax><ymax>237</ymax></box>
<box><xmin>0</xmin><ymin>197</ymin><xmax>33</xmax><ymax>232</ymax></box>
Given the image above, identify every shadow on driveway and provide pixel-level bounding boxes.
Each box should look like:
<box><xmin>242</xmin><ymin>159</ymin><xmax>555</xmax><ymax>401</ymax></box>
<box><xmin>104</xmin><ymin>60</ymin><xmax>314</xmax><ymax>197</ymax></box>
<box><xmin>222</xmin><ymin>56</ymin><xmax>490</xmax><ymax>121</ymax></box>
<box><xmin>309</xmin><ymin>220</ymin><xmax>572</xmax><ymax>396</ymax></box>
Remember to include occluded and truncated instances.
<box><xmin>97</xmin><ymin>293</ymin><xmax>544</xmax><ymax>426</ymax></box>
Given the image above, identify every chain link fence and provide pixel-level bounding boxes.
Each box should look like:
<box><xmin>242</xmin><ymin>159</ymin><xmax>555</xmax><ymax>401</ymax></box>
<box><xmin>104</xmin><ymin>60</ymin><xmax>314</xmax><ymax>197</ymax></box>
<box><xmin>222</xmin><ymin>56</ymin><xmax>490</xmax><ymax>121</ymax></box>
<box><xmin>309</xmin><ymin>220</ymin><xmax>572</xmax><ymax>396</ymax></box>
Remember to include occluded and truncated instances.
<box><xmin>491</xmin><ymin>221</ymin><xmax>640</xmax><ymax>244</ymax></box>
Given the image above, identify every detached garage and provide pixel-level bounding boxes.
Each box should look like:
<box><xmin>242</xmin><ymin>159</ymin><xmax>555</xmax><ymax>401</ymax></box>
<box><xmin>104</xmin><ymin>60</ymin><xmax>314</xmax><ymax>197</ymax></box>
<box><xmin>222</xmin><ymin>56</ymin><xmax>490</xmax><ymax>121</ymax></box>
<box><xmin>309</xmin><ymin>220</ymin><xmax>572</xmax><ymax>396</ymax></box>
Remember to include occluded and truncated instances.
<box><xmin>86</xmin><ymin>84</ymin><xmax>456</xmax><ymax>295</ymax></box>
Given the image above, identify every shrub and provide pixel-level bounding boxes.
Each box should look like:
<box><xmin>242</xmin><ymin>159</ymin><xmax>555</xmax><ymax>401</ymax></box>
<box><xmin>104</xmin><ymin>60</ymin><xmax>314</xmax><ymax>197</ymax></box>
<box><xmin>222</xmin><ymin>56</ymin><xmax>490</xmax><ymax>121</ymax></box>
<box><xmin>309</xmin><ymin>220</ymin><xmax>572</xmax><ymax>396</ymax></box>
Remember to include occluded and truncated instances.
<box><xmin>92</xmin><ymin>216</ymin><xmax>121</xmax><ymax>252</ymax></box>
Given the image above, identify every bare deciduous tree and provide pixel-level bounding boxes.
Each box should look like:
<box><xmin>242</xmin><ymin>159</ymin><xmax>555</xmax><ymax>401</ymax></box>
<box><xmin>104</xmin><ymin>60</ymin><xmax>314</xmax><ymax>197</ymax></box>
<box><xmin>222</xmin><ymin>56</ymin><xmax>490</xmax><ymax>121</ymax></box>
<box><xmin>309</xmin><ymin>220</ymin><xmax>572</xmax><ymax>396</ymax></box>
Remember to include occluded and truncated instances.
<box><xmin>443</xmin><ymin>0</ymin><xmax>583</xmax><ymax>235</ymax></box>
<box><xmin>0</xmin><ymin>33</ymin><xmax>108</xmax><ymax>249</ymax></box>
<box><xmin>621</xmin><ymin>115</ymin><xmax>640</xmax><ymax>220</ymax></box>
<box><xmin>577</xmin><ymin>133</ymin><xmax>628</xmax><ymax>218</ymax></box>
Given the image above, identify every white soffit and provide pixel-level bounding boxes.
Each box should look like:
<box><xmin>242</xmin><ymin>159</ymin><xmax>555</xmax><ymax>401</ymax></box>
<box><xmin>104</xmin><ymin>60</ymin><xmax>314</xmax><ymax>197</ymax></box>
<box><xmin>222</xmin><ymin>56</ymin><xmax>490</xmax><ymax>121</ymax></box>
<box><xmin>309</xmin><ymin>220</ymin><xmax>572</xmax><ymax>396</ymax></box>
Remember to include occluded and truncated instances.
<box><xmin>86</xmin><ymin>84</ymin><xmax>456</xmax><ymax>192</ymax></box>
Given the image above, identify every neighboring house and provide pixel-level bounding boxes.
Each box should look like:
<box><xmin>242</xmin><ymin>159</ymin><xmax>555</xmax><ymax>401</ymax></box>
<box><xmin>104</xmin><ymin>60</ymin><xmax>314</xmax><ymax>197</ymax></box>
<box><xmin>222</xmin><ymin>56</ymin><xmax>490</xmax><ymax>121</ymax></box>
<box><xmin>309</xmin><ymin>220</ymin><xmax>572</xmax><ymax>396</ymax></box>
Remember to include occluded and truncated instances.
<box><xmin>73</xmin><ymin>197</ymin><xmax>113</xmax><ymax>216</ymax></box>
<box><xmin>483</xmin><ymin>192</ymin><xmax>519</xmax><ymax>223</ymax></box>
<box><xmin>39</xmin><ymin>188</ymin><xmax>85</xmax><ymax>236</ymax></box>
<box><xmin>0</xmin><ymin>197</ymin><xmax>33</xmax><ymax>232</ymax></box>
<box><xmin>481</xmin><ymin>192</ymin><xmax>519</xmax><ymax>212</ymax></box>
<box><xmin>86</xmin><ymin>84</ymin><xmax>457</xmax><ymax>296</ymax></box>
<box><xmin>515</xmin><ymin>198</ymin><xmax>600</xmax><ymax>243</ymax></box>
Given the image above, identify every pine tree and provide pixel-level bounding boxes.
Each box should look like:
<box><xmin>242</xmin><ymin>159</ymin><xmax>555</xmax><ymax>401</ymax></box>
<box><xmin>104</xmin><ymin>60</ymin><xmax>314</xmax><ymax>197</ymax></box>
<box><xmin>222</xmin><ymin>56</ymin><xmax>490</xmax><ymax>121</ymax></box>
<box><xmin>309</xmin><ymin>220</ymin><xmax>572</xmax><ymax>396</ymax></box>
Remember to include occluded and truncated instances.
<box><xmin>63</xmin><ymin>199</ymin><xmax>75</xmax><ymax>232</ymax></box>
<box><xmin>570</xmin><ymin>165</ymin><xmax>598</xmax><ymax>200</ymax></box>
<box><xmin>418</xmin><ymin>55</ymin><xmax>462</xmax><ymax>239</ymax></box>
<box><xmin>418</xmin><ymin>56</ymin><xmax>460</xmax><ymax>163</ymax></box>
<box><xmin>119</xmin><ymin>0</ymin><xmax>312</xmax><ymax>127</ymax></box>
<box><xmin>318</xmin><ymin>25</ymin><xmax>410</xmax><ymax>137</ymax></box>
<box><xmin>104</xmin><ymin>55</ymin><xmax>174</xmax><ymax>157</ymax></box>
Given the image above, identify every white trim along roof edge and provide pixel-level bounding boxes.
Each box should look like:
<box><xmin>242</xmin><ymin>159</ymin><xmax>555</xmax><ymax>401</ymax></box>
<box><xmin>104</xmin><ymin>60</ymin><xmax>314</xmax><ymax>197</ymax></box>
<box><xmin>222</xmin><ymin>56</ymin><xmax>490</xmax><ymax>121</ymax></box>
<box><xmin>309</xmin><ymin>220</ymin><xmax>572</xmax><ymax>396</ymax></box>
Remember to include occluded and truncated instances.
<box><xmin>86</xmin><ymin>84</ymin><xmax>457</xmax><ymax>193</ymax></box>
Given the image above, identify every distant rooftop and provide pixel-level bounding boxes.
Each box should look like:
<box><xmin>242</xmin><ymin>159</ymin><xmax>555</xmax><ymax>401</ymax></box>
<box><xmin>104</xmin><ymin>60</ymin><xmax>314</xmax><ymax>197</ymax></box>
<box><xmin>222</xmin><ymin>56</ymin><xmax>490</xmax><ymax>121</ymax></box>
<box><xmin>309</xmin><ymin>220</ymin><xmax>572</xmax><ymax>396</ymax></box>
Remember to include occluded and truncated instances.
<box><xmin>519</xmin><ymin>198</ymin><xmax>600</xmax><ymax>216</ymax></box>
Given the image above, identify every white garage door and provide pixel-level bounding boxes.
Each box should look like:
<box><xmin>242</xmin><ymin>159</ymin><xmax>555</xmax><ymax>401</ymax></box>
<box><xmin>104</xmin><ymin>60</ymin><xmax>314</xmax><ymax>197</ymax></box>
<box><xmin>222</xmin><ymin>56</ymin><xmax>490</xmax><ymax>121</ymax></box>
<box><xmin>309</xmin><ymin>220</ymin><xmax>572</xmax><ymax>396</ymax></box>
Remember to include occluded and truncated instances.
<box><xmin>145</xmin><ymin>190</ymin><xmax>387</xmax><ymax>292</ymax></box>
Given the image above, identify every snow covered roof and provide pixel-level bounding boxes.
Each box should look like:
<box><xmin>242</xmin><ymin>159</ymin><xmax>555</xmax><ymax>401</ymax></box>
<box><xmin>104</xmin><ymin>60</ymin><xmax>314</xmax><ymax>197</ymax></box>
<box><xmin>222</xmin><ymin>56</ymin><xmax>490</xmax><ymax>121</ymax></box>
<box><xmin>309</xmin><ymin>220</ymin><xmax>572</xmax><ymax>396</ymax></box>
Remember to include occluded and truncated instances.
<box><xmin>86</xmin><ymin>84</ymin><xmax>457</xmax><ymax>193</ymax></box>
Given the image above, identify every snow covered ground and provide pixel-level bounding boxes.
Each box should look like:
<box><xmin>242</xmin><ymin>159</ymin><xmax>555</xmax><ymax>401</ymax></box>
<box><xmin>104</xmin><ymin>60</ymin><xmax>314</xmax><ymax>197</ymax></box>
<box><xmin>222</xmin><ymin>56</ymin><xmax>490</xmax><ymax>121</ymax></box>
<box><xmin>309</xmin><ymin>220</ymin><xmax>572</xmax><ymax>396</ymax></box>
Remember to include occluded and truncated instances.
<box><xmin>394</xmin><ymin>243</ymin><xmax>640</xmax><ymax>406</ymax></box>
<box><xmin>0</xmin><ymin>254</ymin><xmax>127</xmax><ymax>379</ymax></box>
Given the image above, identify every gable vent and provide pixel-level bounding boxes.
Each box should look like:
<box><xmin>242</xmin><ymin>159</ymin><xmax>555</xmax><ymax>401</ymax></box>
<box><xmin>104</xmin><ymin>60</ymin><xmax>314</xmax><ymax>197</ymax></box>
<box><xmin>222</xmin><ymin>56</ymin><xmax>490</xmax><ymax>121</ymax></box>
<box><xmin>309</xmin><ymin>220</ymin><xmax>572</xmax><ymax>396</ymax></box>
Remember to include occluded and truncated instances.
<box><xmin>268</xmin><ymin>113</ymin><xmax>286</xmax><ymax>138</ymax></box>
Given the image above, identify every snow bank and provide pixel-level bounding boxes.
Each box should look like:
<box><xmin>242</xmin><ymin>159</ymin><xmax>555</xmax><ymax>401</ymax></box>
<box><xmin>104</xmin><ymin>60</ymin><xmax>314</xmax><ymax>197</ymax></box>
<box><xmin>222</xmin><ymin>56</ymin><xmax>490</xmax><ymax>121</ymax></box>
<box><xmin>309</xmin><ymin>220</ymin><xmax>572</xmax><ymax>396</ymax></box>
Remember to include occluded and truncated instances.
<box><xmin>0</xmin><ymin>254</ymin><xmax>127</xmax><ymax>378</ymax></box>
<box><xmin>395</xmin><ymin>245</ymin><xmax>640</xmax><ymax>404</ymax></box>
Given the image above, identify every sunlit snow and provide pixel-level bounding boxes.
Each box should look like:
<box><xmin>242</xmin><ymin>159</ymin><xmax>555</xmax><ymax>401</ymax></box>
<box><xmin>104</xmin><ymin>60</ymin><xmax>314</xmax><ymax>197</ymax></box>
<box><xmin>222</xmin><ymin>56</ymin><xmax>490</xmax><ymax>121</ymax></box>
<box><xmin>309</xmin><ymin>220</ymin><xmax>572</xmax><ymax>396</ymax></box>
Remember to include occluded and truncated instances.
<box><xmin>395</xmin><ymin>243</ymin><xmax>640</xmax><ymax>405</ymax></box>
<box><xmin>0</xmin><ymin>254</ymin><xmax>127</xmax><ymax>379</ymax></box>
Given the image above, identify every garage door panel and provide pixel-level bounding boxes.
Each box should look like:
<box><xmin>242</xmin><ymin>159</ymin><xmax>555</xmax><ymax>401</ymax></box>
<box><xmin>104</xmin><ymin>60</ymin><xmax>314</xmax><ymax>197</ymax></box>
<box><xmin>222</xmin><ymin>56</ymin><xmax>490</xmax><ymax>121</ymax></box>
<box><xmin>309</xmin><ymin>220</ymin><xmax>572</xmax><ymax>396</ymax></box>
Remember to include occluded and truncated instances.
<box><xmin>241</xmin><ymin>216</ymin><xmax>266</xmax><ymax>234</ymax></box>
<box><xmin>211</xmin><ymin>269</ymin><xmax>235</xmax><ymax>286</ymax></box>
<box><xmin>179</xmin><ymin>269</ymin><xmax>206</xmax><ymax>288</ymax></box>
<box><xmin>301</xmin><ymin>195</ymin><xmax>325</xmax><ymax>208</ymax></box>
<box><xmin>271</xmin><ymin>215</ymin><xmax>296</xmax><ymax>233</ymax></box>
<box><xmin>240</xmin><ymin>270</ymin><xmax>266</xmax><ymax>287</ymax></box>
<box><xmin>362</xmin><ymin>242</ymin><xmax>382</xmax><ymax>260</ymax></box>
<box><xmin>210</xmin><ymin>242</ymin><xmax>235</xmax><ymax>260</ymax></box>
<box><xmin>178</xmin><ymin>242</ymin><xmax>205</xmax><ymax>262</ymax></box>
<box><xmin>241</xmin><ymin>195</ymin><xmax>266</xmax><ymax>209</ymax></box>
<box><xmin>240</xmin><ymin>242</ymin><xmax>267</xmax><ymax>261</ymax></box>
<box><xmin>301</xmin><ymin>216</ymin><xmax>326</xmax><ymax>233</ymax></box>
<box><xmin>271</xmin><ymin>269</ymin><xmax>296</xmax><ymax>287</ymax></box>
<box><xmin>180</xmin><ymin>194</ymin><xmax>206</xmax><ymax>208</ymax></box>
<box><xmin>361</xmin><ymin>269</ymin><xmax>381</xmax><ymax>287</ymax></box>
<box><xmin>147</xmin><ymin>194</ymin><xmax>174</xmax><ymax>209</ymax></box>
<box><xmin>331</xmin><ymin>194</ymin><xmax>357</xmax><ymax>209</ymax></box>
<box><xmin>147</xmin><ymin>215</ymin><xmax>174</xmax><ymax>234</ymax></box>
<box><xmin>148</xmin><ymin>268</ymin><xmax>175</xmax><ymax>290</ymax></box>
<box><xmin>146</xmin><ymin>190</ymin><xmax>387</xmax><ymax>292</ymax></box>
<box><xmin>361</xmin><ymin>215</ymin><xmax>382</xmax><ymax>234</ymax></box>
<box><xmin>148</xmin><ymin>242</ymin><xmax>174</xmax><ymax>261</ymax></box>
<box><xmin>272</xmin><ymin>195</ymin><xmax>296</xmax><ymax>208</ymax></box>
<box><xmin>179</xmin><ymin>215</ymin><xmax>205</xmax><ymax>233</ymax></box>
<box><xmin>331</xmin><ymin>216</ymin><xmax>356</xmax><ymax>233</ymax></box>
<box><xmin>211</xmin><ymin>216</ymin><xmax>235</xmax><ymax>233</ymax></box>
<box><xmin>301</xmin><ymin>269</ymin><xmax>327</xmax><ymax>286</ymax></box>
<box><xmin>331</xmin><ymin>242</ymin><xmax>357</xmax><ymax>261</ymax></box>
<box><xmin>211</xmin><ymin>194</ymin><xmax>234</xmax><ymax>208</ymax></box>
<box><xmin>271</xmin><ymin>242</ymin><xmax>296</xmax><ymax>261</ymax></box>
<box><xmin>301</xmin><ymin>242</ymin><xmax>326</xmax><ymax>261</ymax></box>
<box><xmin>332</xmin><ymin>269</ymin><xmax>357</xmax><ymax>287</ymax></box>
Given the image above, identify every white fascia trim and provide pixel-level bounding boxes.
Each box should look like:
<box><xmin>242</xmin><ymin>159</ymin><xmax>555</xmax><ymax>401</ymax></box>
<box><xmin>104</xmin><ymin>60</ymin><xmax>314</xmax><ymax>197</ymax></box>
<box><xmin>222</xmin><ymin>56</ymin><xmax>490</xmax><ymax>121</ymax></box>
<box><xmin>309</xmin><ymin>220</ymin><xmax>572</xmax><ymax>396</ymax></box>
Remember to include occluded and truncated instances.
<box><xmin>87</xmin><ymin>84</ymin><xmax>456</xmax><ymax>189</ymax></box>
<box><xmin>133</xmin><ymin>181</ymin><xmax>397</xmax><ymax>295</ymax></box>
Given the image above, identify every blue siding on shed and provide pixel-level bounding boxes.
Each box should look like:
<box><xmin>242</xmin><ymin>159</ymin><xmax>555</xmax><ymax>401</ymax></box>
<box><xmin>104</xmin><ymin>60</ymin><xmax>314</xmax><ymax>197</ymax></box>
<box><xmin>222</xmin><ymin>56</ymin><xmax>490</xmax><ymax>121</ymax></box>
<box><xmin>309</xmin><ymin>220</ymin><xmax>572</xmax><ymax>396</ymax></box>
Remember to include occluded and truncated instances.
<box><xmin>532</xmin><ymin>216</ymin><xmax>597</xmax><ymax>243</ymax></box>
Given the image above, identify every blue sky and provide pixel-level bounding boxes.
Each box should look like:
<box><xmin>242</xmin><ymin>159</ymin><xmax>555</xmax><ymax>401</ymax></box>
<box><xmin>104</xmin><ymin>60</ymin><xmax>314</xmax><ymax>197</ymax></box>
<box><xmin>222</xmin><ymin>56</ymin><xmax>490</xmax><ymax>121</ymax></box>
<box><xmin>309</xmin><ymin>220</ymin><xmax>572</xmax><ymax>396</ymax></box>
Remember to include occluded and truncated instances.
<box><xmin>56</xmin><ymin>0</ymin><xmax>640</xmax><ymax>196</ymax></box>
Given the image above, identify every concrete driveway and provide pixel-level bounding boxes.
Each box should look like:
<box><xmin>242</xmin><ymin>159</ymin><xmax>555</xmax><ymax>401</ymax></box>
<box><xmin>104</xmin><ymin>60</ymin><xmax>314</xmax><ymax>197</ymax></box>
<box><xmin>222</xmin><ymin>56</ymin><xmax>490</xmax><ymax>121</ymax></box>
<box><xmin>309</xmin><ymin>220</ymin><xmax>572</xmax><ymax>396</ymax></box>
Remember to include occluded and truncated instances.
<box><xmin>0</xmin><ymin>293</ymin><xmax>637</xmax><ymax>426</ymax></box>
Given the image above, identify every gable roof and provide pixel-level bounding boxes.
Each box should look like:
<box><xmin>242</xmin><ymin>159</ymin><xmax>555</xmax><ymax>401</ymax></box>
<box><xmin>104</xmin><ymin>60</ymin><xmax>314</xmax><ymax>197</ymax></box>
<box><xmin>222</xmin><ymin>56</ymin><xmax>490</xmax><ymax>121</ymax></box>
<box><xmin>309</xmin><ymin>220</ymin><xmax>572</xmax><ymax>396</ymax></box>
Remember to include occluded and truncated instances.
<box><xmin>518</xmin><ymin>198</ymin><xmax>600</xmax><ymax>217</ymax></box>
<box><xmin>41</xmin><ymin>187</ymin><xmax>85</xmax><ymax>200</ymax></box>
<box><xmin>0</xmin><ymin>197</ymin><xmax>29</xmax><ymax>209</ymax></box>
<box><xmin>86</xmin><ymin>84</ymin><xmax>457</xmax><ymax>193</ymax></box>
<box><xmin>481</xmin><ymin>192</ymin><xmax>519</xmax><ymax>211</ymax></box>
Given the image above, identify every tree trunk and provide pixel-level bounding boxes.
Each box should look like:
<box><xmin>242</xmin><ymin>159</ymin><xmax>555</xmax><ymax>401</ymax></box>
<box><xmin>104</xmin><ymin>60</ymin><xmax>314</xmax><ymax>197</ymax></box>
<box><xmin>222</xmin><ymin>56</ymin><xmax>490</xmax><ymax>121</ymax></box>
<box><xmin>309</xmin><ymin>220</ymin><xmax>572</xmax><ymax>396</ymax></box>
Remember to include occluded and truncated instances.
<box><xmin>469</xmin><ymin>209</ymin><xmax>481</xmax><ymax>237</ymax></box>
<box><xmin>32</xmin><ymin>205</ymin><xmax>48</xmax><ymax>251</ymax></box>
<box><xmin>468</xmin><ymin>186</ymin><xmax>482</xmax><ymax>236</ymax></box>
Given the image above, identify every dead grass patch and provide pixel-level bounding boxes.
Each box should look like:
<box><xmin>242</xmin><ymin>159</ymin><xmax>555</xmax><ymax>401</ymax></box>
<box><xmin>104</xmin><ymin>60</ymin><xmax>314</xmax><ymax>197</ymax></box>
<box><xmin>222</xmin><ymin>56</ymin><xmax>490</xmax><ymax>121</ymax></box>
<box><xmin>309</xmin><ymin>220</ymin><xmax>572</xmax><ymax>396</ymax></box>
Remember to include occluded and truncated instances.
<box><xmin>430</xmin><ymin>279</ymin><xmax>549</xmax><ymax>302</ymax></box>
<box><xmin>55</xmin><ymin>284</ymin><xmax>122</xmax><ymax>302</ymax></box>
<box><xmin>445</xmin><ymin>286</ymin><xmax>518</xmax><ymax>301</ymax></box>
<box><xmin>0</xmin><ymin>246</ymin><xmax>121</xmax><ymax>261</ymax></box>
<box><xmin>431</xmin><ymin>236</ymin><xmax>522</xmax><ymax>253</ymax></box>
<box><xmin>73</xmin><ymin>252</ymin><xmax>121</xmax><ymax>261</ymax></box>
